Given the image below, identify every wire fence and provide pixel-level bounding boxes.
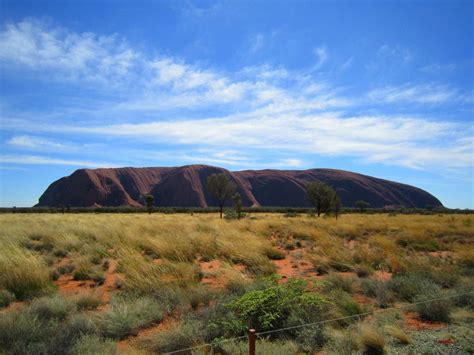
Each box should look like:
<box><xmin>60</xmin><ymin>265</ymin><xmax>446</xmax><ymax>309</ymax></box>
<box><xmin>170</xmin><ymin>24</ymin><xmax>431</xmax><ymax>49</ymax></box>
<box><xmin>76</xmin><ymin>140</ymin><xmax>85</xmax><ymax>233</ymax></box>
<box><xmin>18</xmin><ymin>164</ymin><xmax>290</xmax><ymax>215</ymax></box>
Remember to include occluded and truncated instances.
<box><xmin>166</xmin><ymin>291</ymin><xmax>473</xmax><ymax>354</ymax></box>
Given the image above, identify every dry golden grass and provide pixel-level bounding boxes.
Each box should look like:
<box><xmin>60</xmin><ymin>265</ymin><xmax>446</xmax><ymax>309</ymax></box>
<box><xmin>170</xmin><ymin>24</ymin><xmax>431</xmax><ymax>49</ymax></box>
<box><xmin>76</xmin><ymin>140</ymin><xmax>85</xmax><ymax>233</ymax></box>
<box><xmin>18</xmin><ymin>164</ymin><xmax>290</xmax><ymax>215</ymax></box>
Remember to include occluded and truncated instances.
<box><xmin>0</xmin><ymin>212</ymin><xmax>472</xmax><ymax>353</ymax></box>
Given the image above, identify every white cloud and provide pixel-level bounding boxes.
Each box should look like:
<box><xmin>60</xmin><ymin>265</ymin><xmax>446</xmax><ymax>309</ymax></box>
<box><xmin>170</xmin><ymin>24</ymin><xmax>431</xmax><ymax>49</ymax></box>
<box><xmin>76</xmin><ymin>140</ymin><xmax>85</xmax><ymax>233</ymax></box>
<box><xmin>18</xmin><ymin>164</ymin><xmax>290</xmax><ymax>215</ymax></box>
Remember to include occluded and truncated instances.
<box><xmin>313</xmin><ymin>46</ymin><xmax>328</xmax><ymax>70</ymax></box>
<box><xmin>0</xmin><ymin>20</ymin><xmax>139</xmax><ymax>84</ymax></box>
<box><xmin>1</xmin><ymin>19</ymin><xmax>472</xmax><ymax>175</ymax></box>
<box><xmin>7</xmin><ymin>135</ymin><xmax>66</xmax><ymax>150</ymax></box>
<box><xmin>0</xmin><ymin>155</ymin><xmax>117</xmax><ymax>168</ymax></box>
<box><xmin>377</xmin><ymin>44</ymin><xmax>411</xmax><ymax>64</ymax></box>
<box><xmin>420</xmin><ymin>63</ymin><xmax>456</xmax><ymax>74</ymax></box>
<box><xmin>13</xmin><ymin>110</ymin><xmax>471</xmax><ymax>171</ymax></box>
<box><xmin>368</xmin><ymin>84</ymin><xmax>459</xmax><ymax>105</ymax></box>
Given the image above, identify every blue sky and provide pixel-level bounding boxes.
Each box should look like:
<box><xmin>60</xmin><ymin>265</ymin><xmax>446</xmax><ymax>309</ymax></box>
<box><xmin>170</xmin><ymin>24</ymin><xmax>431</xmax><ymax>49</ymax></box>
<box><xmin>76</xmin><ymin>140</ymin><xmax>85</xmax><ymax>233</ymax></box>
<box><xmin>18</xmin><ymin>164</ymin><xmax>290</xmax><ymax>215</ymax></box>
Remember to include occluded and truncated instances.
<box><xmin>0</xmin><ymin>0</ymin><xmax>473</xmax><ymax>208</ymax></box>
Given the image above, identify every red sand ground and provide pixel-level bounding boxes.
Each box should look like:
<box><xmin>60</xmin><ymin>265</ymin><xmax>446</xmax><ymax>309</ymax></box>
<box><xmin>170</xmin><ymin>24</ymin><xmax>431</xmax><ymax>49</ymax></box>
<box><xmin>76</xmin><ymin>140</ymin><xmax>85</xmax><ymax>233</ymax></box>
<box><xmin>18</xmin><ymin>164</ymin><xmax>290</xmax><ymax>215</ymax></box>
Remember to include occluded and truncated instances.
<box><xmin>404</xmin><ymin>311</ymin><xmax>447</xmax><ymax>330</ymax></box>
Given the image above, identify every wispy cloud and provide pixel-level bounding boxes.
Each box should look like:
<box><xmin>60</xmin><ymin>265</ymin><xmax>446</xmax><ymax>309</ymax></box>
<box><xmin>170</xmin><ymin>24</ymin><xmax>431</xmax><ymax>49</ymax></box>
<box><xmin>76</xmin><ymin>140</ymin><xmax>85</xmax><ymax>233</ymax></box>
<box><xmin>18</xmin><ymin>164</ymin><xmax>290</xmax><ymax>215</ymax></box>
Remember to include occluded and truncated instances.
<box><xmin>0</xmin><ymin>19</ymin><xmax>472</xmax><ymax>175</ymax></box>
<box><xmin>8</xmin><ymin>111</ymin><xmax>471</xmax><ymax>171</ymax></box>
<box><xmin>0</xmin><ymin>155</ymin><xmax>118</xmax><ymax>168</ymax></box>
<box><xmin>7</xmin><ymin>135</ymin><xmax>66</xmax><ymax>150</ymax></box>
<box><xmin>313</xmin><ymin>46</ymin><xmax>328</xmax><ymax>70</ymax></box>
<box><xmin>249</xmin><ymin>33</ymin><xmax>264</xmax><ymax>53</ymax></box>
<box><xmin>368</xmin><ymin>84</ymin><xmax>459</xmax><ymax>105</ymax></box>
<box><xmin>0</xmin><ymin>20</ymin><xmax>139</xmax><ymax>85</ymax></box>
<box><xmin>340</xmin><ymin>57</ymin><xmax>353</xmax><ymax>71</ymax></box>
<box><xmin>420</xmin><ymin>63</ymin><xmax>456</xmax><ymax>74</ymax></box>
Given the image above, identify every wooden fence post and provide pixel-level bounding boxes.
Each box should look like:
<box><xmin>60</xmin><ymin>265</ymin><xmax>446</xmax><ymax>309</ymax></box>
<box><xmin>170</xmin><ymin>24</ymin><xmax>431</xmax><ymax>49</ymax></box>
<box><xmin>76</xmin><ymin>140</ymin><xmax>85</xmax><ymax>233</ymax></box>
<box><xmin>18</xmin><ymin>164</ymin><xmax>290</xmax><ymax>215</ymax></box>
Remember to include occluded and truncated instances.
<box><xmin>248</xmin><ymin>328</ymin><xmax>256</xmax><ymax>355</ymax></box>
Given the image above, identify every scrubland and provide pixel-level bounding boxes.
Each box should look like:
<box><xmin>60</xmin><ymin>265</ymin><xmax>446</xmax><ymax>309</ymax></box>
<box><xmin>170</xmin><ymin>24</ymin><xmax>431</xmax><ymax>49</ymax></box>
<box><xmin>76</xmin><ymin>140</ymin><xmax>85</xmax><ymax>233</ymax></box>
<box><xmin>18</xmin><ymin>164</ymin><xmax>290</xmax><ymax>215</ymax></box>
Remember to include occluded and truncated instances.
<box><xmin>0</xmin><ymin>212</ymin><xmax>473</xmax><ymax>354</ymax></box>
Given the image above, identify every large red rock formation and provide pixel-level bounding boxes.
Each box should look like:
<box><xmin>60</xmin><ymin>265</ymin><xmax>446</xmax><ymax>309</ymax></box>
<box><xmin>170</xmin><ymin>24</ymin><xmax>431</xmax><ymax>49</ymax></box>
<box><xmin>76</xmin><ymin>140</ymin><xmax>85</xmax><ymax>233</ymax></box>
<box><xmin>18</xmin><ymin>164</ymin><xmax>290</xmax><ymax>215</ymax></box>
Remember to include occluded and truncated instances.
<box><xmin>36</xmin><ymin>165</ymin><xmax>442</xmax><ymax>208</ymax></box>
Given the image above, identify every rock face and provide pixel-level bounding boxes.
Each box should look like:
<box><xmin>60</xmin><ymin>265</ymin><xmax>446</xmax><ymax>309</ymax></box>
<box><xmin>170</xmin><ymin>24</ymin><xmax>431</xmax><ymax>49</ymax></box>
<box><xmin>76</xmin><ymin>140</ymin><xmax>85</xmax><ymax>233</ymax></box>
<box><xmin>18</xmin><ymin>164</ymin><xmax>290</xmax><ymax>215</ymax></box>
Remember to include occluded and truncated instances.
<box><xmin>37</xmin><ymin>165</ymin><xmax>443</xmax><ymax>208</ymax></box>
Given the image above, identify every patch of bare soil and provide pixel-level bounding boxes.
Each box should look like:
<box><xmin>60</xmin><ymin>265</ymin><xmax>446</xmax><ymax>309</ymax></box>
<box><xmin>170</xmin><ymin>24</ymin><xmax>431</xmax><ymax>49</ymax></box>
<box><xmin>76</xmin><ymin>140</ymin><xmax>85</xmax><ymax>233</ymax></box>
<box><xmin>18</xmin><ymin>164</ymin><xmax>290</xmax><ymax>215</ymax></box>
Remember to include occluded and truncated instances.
<box><xmin>353</xmin><ymin>294</ymin><xmax>376</xmax><ymax>306</ymax></box>
<box><xmin>371</xmin><ymin>270</ymin><xmax>392</xmax><ymax>281</ymax></box>
<box><xmin>54</xmin><ymin>276</ymin><xmax>96</xmax><ymax>295</ymax></box>
<box><xmin>272</xmin><ymin>249</ymin><xmax>321</xmax><ymax>282</ymax></box>
<box><xmin>100</xmin><ymin>259</ymin><xmax>118</xmax><ymax>304</ymax></box>
<box><xmin>200</xmin><ymin>259</ymin><xmax>226</xmax><ymax>289</ymax></box>
<box><xmin>404</xmin><ymin>311</ymin><xmax>447</xmax><ymax>330</ymax></box>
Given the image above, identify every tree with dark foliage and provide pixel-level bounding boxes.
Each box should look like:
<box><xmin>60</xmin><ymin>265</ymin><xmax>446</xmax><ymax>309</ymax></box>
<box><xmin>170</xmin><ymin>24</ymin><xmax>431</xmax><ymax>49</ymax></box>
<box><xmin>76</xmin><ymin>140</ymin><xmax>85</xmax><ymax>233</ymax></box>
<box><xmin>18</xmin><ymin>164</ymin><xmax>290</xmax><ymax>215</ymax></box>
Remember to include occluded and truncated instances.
<box><xmin>331</xmin><ymin>193</ymin><xmax>342</xmax><ymax>220</ymax></box>
<box><xmin>306</xmin><ymin>181</ymin><xmax>334</xmax><ymax>217</ymax></box>
<box><xmin>145</xmin><ymin>194</ymin><xmax>154</xmax><ymax>215</ymax></box>
<box><xmin>232</xmin><ymin>192</ymin><xmax>242</xmax><ymax>219</ymax></box>
<box><xmin>356</xmin><ymin>200</ymin><xmax>370</xmax><ymax>214</ymax></box>
<box><xmin>207</xmin><ymin>173</ymin><xmax>236</xmax><ymax>218</ymax></box>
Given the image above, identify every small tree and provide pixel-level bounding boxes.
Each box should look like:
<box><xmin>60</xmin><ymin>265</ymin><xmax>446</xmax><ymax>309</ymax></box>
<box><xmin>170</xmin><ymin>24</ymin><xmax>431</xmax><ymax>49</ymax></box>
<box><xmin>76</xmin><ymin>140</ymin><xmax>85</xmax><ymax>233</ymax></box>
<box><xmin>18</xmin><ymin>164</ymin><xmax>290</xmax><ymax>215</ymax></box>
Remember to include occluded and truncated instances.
<box><xmin>145</xmin><ymin>194</ymin><xmax>154</xmax><ymax>215</ymax></box>
<box><xmin>356</xmin><ymin>200</ymin><xmax>370</xmax><ymax>214</ymax></box>
<box><xmin>207</xmin><ymin>173</ymin><xmax>237</xmax><ymax>218</ymax></box>
<box><xmin>331</xmin><ymin>193</ymin><xmax>342</xmax><ymax>220</ymax></box>
<box><xmin>232</xmin><ymin>192</ymin><xmax>242</xmax><ymax>219</ymax></box>
<box><xmin>306</xmin><ymin>181</ymin><xmax>334</xmax><ymax>217</ymax></box>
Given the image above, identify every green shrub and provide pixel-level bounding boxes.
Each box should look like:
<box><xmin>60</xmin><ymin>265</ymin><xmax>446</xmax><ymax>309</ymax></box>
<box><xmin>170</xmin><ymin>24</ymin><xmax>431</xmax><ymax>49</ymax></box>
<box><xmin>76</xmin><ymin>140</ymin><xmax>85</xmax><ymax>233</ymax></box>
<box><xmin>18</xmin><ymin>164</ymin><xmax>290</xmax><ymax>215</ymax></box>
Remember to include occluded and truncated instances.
<box><xmin>414</xmin><ymin>290</ymin><xmax>452</xmax><ymax>322</ymax></box>
<box><xmin>361</xmin><ymin>279</ymin><xmax>394</xmax><ymax>308</ymax></box>
<box><xmin>264</xmin><ymin>247</ymin><xmax>286</xmax><ymax>260</ymax></box>
<box><xmin>0</xmin><ymin>309</ymin><xmax>55</xmax><ymax>354</ymax></box>
<box><xmin>324</xmin><ymin>273</ymin><xmax>358</xmax><ymax>293</ymax></box>
<box><xmin>229</xmin><ymin>279</ymin><xmax>329</xmax><ymax>333</ymax></box>
<box><xmin>98</xmin><ymin>297</ymin><xmax>164</xmax><ymax>339</ymax></box>
<box><xmin>389</xmin><ymin>274</ymin><xmax>439</xmax><ymax>302</ymax></box>
<box><xmin>454</xmin><ymin>279</ymin><xmax>474</xmax><ymax>309</ymax></box>
<box><xmin>0</xmin><ymin>289</ymin><xmax>16</xmax><ymax>308</ymax></box>
<box><xmin>74</xmin><ymin>293</ymin><xmax>103</xmax><ymax>310</ymax></box>
<box><xmin>48</xmin><ymin>313</ymin><xmax>98</xmax><ymax>354</ymax></box>
<box><xmin>186</xmin><ymin>284</ymin><xmax>214</xmax><ymax>310</ymax></box>
<box><xmin>71</xmin><ymin>335</ymin><xmax>117</xmax><ymax>355</ymax></box>
<box><xmin>29</xmin><ymin>295</ymin><xmax>76</xmax><ymax>321</ymax></box>
<box><xmin>74</xmin><ymin>268</ymin><xmax>93</xmax><ymax>281</ymax></box>
<box><xmin>58</xmin><ymin>263</ymin><xmax>75</xmax><ymax>275</ymax></box>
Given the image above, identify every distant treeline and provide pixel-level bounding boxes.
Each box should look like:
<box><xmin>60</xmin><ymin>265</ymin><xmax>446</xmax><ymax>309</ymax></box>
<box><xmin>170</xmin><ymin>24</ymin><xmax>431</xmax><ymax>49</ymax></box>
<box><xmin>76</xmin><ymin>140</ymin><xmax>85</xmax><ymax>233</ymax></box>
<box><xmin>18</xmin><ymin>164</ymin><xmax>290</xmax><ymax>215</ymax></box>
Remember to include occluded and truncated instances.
<box><xmin>1</xmin><ymin>206</ymin><xmax>472</xmax><ymax>214</ymax></box>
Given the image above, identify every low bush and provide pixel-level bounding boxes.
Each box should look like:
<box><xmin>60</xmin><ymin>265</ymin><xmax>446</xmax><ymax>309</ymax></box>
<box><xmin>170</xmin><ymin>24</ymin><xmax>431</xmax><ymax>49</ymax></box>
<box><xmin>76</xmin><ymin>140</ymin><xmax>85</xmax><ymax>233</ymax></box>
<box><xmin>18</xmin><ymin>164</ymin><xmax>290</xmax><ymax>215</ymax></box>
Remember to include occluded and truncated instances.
<box><xmin>73</xmin><ymin>292</ymin><xmax>103</xmax><ymax>310</ymax></box>
<box><xmin>71</xmin><ymin>335</ymin><xmax>117</xmax><ymax>355</ymax></box>
<box><xmin>29</xmin><ymin>295</ymin><xmax>76</xmax><ymax>321</ymax></box>
<box><xmin>229</xmin><ymin>279</ymin><xmax>330</xmax><ymax>336</ymax></box>
<box><xmin>331</xmin><ymin>290</ymin><xmax>364</xmax><ymax>323</ymax></box>
<box><xmin>0</xmin><ymin>243</ymin><xmax>55</xmax><ymax>300</ymax></box>
<box><xmin>324</xmin><ymin>273</ymin><xmax>358</xmax><ymax>293</ymax></box>
<box><xmin>389</xmin><ymin>273</ymin><xmax>439</xmax><ymax>302</ymax></box>
<box><xmin>186</xmin><ymin>284</ymin><xmax>214</xmax><ymax>310</ymax></box>
<box><xmin>453</xmin><ymin>279</ymin><xmax>474</xmax><ymax>309</ymax></box>
<box><xmin>0</xmin><ymin>309</ymin><xmax>55</xmax><ymax>354</ymax></box>
<box><xmin>139</xmin><ymin>319</ymin><xmax>204</xmax><ymax>353</ymax></box>
<box><xmin>264</xmin><ymin>247</ymin><xmax>286</xmax><ymax>260</ymax></box>
<box><xmin>98</xmin><ymin>297</ymin><xmax>164</xmax><ymax>339</ymax></box>
<box><xmin>358</xmin><ymin>326</ymin><xmax>385</xmax><ymax>355</ymax></box>
<box><xmin>73</xmin><ymin>268</ymin><xmax>93</xmax><ymax>281</ymax></box>
<box><xmin>414</xmin><ymin>289</ymin><xmax>452</xmax><ymax>323</ymax></box>
<box><xmin>361</xmin><ymin>279</ymin><xmax>394</xmax><ymax>308</ymax></box>
<box><xmin>0</xmin><ymin>289</ymin><xmax>16</xmax><ymax>308</ymax></box>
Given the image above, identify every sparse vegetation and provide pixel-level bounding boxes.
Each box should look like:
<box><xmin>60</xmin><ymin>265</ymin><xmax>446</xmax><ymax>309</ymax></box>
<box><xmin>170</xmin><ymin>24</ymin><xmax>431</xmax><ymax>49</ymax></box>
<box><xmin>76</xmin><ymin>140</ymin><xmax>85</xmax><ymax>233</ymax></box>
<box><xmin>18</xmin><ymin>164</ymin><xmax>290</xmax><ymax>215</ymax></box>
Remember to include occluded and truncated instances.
<box><xmin>0</xmin><ymin>212</ymin><xmax>472</xmax><ymax>353</ymax></box>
